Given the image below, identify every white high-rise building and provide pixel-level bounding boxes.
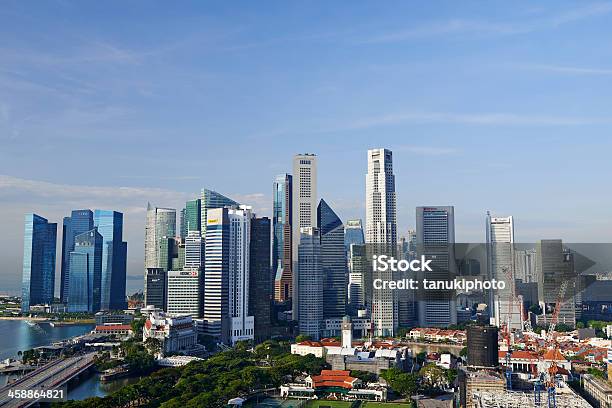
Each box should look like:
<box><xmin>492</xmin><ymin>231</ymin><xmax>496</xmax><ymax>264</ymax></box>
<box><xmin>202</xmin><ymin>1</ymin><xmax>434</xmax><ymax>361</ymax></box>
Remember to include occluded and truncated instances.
<box><xmin>486</xmin><ymin>214</ymin><xmax>522</xmax><ymax>330</ymax></box>
<box><xmin>166</xmin><ymin>269</ymin><xmax>202</xmax><ymax>317</ymax></box>
<box><xmin>145</xmin><ymin>204</ymin><xmax>176</xmax><ymax>269</ymax></box>
<box><xmin>292</xmin><ymin>154</ymin><xmax>317</xmax><ymax>319</ymax></box>
<box><xmin>515</xmin><ymin>249</ymin><xmax>537</xmax><ymax>283</ymax></box>
<box><xmin>365</xmin><ymin>148</ymin><xmax>398</xmax><ymax>336</ymax></box>
<box><xmin>204</xmin><ymin>206</ymin><xmax>255</xmax><ymax>345</ymax></box>
<box><xmin>184</xmin><ymin>230</ymin><xmax>203</xmax><ymax>269</ymax></box>
<box><xmin>416</xmin><ymin>206</ymin><xmax>457</xmax><ymax>328</ymax></box>
<box><xmin>365</xmin><ymin>148</ymin><xmax>397</xmax><ymax>246</ymax></box>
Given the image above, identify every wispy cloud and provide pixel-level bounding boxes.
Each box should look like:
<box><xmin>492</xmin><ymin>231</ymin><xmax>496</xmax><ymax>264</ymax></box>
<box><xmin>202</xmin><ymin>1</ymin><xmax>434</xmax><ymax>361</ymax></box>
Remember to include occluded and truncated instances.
<box><xmin>321</xmin><ymin>111</ymin><xmax>608</xmax><ymax>132</ymax></box>
<box><xmin>517</xmin><ymin>63</ymin><xmax>612</xmax><ymax>76</ymax></box>
<box><xmin>360</xmin><ymin>2</ymin><xmax>612</xmax><ymax>43</ymax></box>
<box><xmin>395</xmin><ymin>145</ymin><xmax>460</xmax><ymax>156</ymax></box>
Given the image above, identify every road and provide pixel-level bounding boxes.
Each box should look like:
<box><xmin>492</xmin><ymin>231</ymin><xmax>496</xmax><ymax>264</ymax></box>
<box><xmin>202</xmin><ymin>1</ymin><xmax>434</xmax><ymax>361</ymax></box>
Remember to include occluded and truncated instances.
<box><xmin>0</xmin><ymin>353</ymin><xmax>96</xmax><ymax>408</ymax></box>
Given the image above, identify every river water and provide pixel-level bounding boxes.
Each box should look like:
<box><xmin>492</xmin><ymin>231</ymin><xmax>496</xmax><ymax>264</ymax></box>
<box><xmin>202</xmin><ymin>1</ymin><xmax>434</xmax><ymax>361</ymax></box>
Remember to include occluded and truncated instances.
<box><xmin>0</xmin><ymin>319</ymin><xmax>137</xmax><ymax>400</ymax></box>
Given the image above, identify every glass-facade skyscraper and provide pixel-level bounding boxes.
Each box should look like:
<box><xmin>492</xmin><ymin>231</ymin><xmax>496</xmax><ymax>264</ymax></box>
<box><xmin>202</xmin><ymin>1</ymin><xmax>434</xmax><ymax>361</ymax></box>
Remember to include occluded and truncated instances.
<box><xmin>416</xmin><ymin>206</ymin><xmax>457</xmax><ymax>328</ymax></box>
<box><xmin>272</xmin><ymin>174</ymin><xmax>292</xmax><ymax>303</ymax></box>
<box><xmin>94</xmin><ymin>210</ymin><xmax>127</xmax><ymax>310</ymax></box>
<box><xmin>68</xmin><ymin>229</ymin><xmax>102</xmax><ymax>313</ymax></box>
<box><xmin>60</xmin><ymin>209</ymin><xmax>93</xmax><ymax>303</ymax></box>
<box><xmin>184</xmin><ymin>198</ymin><xmax>201</xmax><ymax>234</ymax></box>
<box><xmin>344</xmin><ymin>219</ymin><xmax>364</xmax><ymax>252</ymax></box>
<box><xmin>250</xmin><ymin>216</ymin><xmax>271</xmax><ymax>343</ymax></box>
<box><xmin>297</xmin><ymin>227</ymin><xmax>323</xmax><ymax>340</ymax></box>
<box><xmin>200</xmin><ymin>189</ymin><xmax>238</xmax><ymax>241</ymax></box>
<box><xmin>21</xmin><ymin>214</ymin><xmax>57</xmax><ymax>312</ymax></box>
<box><xmin>144</xmin><ymin>204</ymin><xmax>176</xmax><ymax>270</ymax></box>
<box><xmin>318</xmin><ymin>199</ymin><xmax>346</xmax><ymax>319</ymax></box>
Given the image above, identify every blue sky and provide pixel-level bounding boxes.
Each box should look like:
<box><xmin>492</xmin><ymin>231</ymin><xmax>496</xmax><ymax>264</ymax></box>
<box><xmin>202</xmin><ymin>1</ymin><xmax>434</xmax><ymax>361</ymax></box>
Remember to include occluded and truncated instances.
<box><xmin>1</xmin><ymin>1</ymin><xmax>612</xmax><ymax>294</ymax></box>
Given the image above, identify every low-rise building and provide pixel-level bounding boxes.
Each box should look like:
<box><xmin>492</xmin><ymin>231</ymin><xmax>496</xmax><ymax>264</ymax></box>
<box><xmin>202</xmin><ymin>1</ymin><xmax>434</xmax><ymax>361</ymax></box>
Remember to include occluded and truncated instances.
<box><xmin>92</xmin><ymin>324</ymin><xmax>133</xmax><ymax>338</ymax></box>
<box><xmin>143</xmin><ymin>312</ymin><xmax>198</xmax><ymax>356</ymax></box>
<box><xmin>94</xmin><ymin>311</ymin><xmax>134</xmax><ymax>326</ymax></box>
<box><xmin>280</xmin><ymin>369</ymin><xmax>387</xmax><ymax>402</ymax></box>
<box><xmin>583</xmin><ymin>373</ymin><xmax>612</xmax><ymax>408</ymax></box>
<box><xmin>459</xmin><ymin>368</ymin><xmax>506</xmax><ymax>408</ymax></box>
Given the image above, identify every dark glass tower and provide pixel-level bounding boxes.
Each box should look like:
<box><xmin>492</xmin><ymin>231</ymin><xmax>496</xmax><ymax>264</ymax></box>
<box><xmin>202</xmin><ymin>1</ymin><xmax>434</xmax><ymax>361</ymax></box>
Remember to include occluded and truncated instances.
<box><xmin>60</xmin><ymin>209</ymin><xmax>93</xmax><ymax>303</ymax></box>
<box><xmin>317</xmin><ymin>199</ymin><xmax>347</xmax><ymax>319</ymax></box>
<box><xmin>68</xmin><ymin>229</ymin><xmax>102</xmax><ymax>312</ymax></box>
<box><xmin>21</xmin><ymin>214</ymin><xmax>57</xmax><ymax>312</ymax></box>
<box><xmin>144</xmin><ymin>268</ymin><xmax>167</xmax><ymax>310</ymax></box>
<box><xmin>184</xmin><ymin>198</ymin><xmax>201</xmax><ymax>234</ymax></box>
<box><xmin>249</xmin><ymin>216</ymin><xmax>271</xmax><ymax>342</ymax></box>
<box><xmin>272</xmin><ymin>174</ymin><xmax>292</xmax><ymax>302</ymax></box>
<box><xmin>94</xmin><ymin>210</ymin><xmax>127</xmax><ymax>310</ymax></box>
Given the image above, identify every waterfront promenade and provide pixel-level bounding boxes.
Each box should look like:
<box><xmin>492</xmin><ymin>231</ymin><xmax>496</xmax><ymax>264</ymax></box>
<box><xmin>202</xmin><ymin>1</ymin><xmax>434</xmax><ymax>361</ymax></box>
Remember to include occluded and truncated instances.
<box><xmin>0</xmin><ymin>353</ymin><xmax>96</xmax><ymax>408</ymax></box>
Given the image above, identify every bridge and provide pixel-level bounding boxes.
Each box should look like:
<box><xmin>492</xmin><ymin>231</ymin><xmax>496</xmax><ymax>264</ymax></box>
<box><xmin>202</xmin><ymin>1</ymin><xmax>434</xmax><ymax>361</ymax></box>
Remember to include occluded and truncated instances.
<box><xmin>0</xmin><ymin>353</ymin><xmax>96</xmax><ymax>408</ymax></box>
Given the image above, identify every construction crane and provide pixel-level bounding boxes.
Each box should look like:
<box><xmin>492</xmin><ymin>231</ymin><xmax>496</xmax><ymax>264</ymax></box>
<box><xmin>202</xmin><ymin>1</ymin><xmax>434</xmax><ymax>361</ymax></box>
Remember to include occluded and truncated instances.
<box><xmin>533</xmin><ymin>280</ymin><xmax>569</xmax><ymax>407</ymax></box>
<box><xmin>545</xmin><ymin>281</ymin><xmax>569</xmax><ymax>344</ymax></box>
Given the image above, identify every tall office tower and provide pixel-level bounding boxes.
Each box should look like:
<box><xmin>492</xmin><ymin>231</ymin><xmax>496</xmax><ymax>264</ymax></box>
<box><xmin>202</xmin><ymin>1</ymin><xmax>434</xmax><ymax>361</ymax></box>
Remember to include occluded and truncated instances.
<box><xmin>68</xmin><ymin>229</ymin><xmax>102</xmax><ymax>313</ymax></box>
<box><xmin>203</xmin><ymin>207</ymin><xmax>229</xmax><ymax>339</ymax></box>
<box><xmin>156</xmin><ymin>237</ymin><xmax>176</xmax><ymax>272</ymax></box>
<box><xmin>292</xmin><ymin>154</ymin><xmax>317</xmax><ymax>319</ymax></box>
<box><xmin>60</xmin><ymin>209</ymin><xmax>93</xmax><ymax>303</ymax></box>
<box><xmin>21</xmin><ymin>214</ymin><xmax>57</xmax><ymax>312</ymax></box>
<box><xmin>486</xmin><ymin>214</ymin><xmax>521</xmax><ymax>330</ymax></box>
<box><xmin>250</xmin><ymin>217</ymin><xmax>271</xmax><ymax>342</ymax></box>
<box><xmin>297</xmin><ymin>227</ymin><xmax>323</xmax><ymax>340</ymax></box>
<box><xmin>204</xmin><ymin>206</ymin><xmax>255</xmax><ymax>344</ymax></box>
<box><xmin>344</xmin><ymin>219</ymin><xmax>365</xmax><ymax>252</ymax></box>
<box><xmin>94</xmin><ymin>210</ymin><xmax>127</xmax><ymax>310</ymax></box>
<box><xmin>200</xmin><ymin>189</ymin><xmax>238</xmax><ymax>241</ymax></box>
<box><xmin>184</xmin><ymin>230</ymin><xmax>203</xmax><ymax>269</ymax></box>
<box><xmin>144</xmin><ymin>268</ymin><xmax>167</xmax><ymax>310</ymax></box>
<box><xmin>416</xmin><ymin>206</ymin><xmax>457</xmax><ymax>328</ymax></box>
<box><xmin>365</xmin><ymin>148</ymin><xmax>397</xmax><ymax>336</ymax></box>
<box><xmin>344</xmin><ymin>219</ymin><xmax>364</xmax><ymax>271</ymax></box>
<box><xmin>184</xmin><ymin>198</ymin><xmax>202</xmax><ymax>234</ymax></box>
<box><xmin>167</xmin><ymin>269</ymin><xmax>203</xmax><ymax>317</ymax></box>
<box><xmin>144</xmin><ymin>204</ymin><xmax>176</xmax><ymax>270</ymax></box>
<box><xmin>535</xmin><ymin>240</ymin><xmax>576</xmax><ymax>328</ymax></box>
<box><xmin>179</xmin><ymin>208</ymin><xmax>187</xmax><ymax>240</ymax></box>
<box><xmin>348</xmin><ymin>244</ymin><xmax>367</xmax><ymax>313</ymax></box>
<box><xmin>365</xmin><ymin>148</ymin><xmax>397</xmax><ymax>246</ymax></box>
<box><xmin>227</xmin><ymin>206</ymin><xmax>255</xmax><ymax>344</ymax></box>
<box><xmin>176</xmin><ymin>242</ymin><xmax>186</xmax><ymax>271</ymax></box>
<box><xmin>515</xmin><ymin>249</ymin><xmax>537</xmax><ymax>283</ymax></box>
<box><xmin>318</xmin><ymin>199</ymin><xmax>347</xmax><ymax>319</ymax></box>
<box><xmin>407</xmin><ymin>229</ymin><xmax>417</xmax><ymax>259</ymax></box>
<box><xmin>272</xmin><ymin>174</ymin><xmax>293</xmax><ymax>303</ymax></box>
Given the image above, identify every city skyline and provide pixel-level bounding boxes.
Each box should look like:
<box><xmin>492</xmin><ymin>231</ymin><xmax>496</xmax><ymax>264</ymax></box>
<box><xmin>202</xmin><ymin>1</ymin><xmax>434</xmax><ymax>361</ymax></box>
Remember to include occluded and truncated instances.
<box><xmin>4</xmin><ymin>1</ymin><xmax>612</xmax><ymax>294</ymax></box>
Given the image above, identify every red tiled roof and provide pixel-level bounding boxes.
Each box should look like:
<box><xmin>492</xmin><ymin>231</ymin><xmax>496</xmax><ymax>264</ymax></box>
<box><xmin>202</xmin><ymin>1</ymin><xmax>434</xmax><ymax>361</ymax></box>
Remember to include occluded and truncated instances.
<box><xmin>543</xmin><ymin>349</ymin><xmax>567</xmax><ymax>362</ymax></box>
<box><xmin>95</xmin><ymin>325</ymin><xmax>132</xmax><ymax>331</ymax></box>
<box><xmin>320</xmin><ymin>338</ymin><xmax>341</xmax><ymax>347</ymax></box>
<box><xmin>297</xmin><ymin>341</ymin><xmax>323</xmax><ymax>347</ymax></box>
<box><xmin>499</xmin><ymin>350</ymin><xmax>539</xmax><ymax>361</ymax></box>
<box><xmin>311</xmin><ymin>370</ymin><xmax>357</xmax><ymax>390</ymax></box>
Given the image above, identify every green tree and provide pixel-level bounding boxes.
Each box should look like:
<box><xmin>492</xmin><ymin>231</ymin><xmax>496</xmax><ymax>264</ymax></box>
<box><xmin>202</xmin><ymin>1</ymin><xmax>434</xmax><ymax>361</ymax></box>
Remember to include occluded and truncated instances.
<box><xmin>419</xmin><ymin>363</ymin><xmax>446</xmax><ymax>391</ymax></box>
<box><xmin>131</xmin><ymin>318</ymin><xmax>145</xmax><ymax>338</ymax></box>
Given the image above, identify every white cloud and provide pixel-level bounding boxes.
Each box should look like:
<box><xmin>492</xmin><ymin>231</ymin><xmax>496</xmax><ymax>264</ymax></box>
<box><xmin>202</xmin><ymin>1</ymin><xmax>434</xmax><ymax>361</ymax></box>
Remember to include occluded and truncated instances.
<box><xmin>517</xmin><ymin>63</ymin><xmax>612</xmax><ymax>76</ymax></box>
<box><xmin>321</xmin><ymin>111</ymin><xmax>607</xmax><ymax>132</ymax></box>
<box><xmin>360</xmin><ymin>3</ymin><xmax>612</xmax><ymax>44</ymax></box>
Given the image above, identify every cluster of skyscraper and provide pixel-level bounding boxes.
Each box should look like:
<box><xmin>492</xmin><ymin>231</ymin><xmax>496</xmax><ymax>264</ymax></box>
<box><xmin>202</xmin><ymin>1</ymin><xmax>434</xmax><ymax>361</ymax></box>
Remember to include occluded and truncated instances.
<box><xmin>144</xmin><ymin>190</ymin><xmax>270</xmax><ymax>345</ymax></box>
<box><xmin>21</xmin><ymin>210</ymin><xmax>127</xmax><ymax>313</ymax></box>
<box><xmin>21</xmin><ymin>147</ymin><xmax>579</xmax><ymax>342</ymax></box>
<box><xmin>141</xmin><ymin>149</ymin><xmax>466</xmax><ymax>342</ymax></box>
